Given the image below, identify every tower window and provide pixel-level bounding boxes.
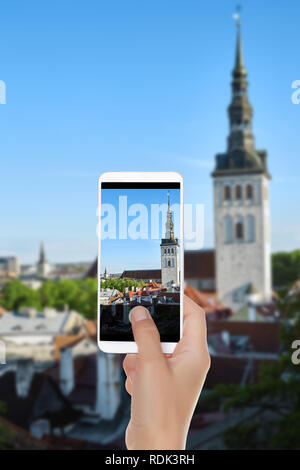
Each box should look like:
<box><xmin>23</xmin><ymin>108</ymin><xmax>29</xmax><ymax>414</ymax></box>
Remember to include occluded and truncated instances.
<box><xmin>235</xmin><ymin>220</ymin><xmax>244</xmax><ymax>241</ymax></box>
<box><xmin>171</xmin><ymin>248</ymin><xmax>174</xmax><ymax>254</ymax></box>
<box><xmin>246</xmin><ymin>215</ymin><xmax>255</xmax><ymax>242</ymax></box>
<box><xmin>235</xmin><ymin>185</ymin><xmax>242</xmax><ymax>200</ymax></box>
<box><xmin>224</xmin><ymin>216</ymin><xmax>233</xmax><ymax>244</ymax></box>
<box><xmin>168</xmin><ymin>260</ymin><xmax>171</xmax><ymax>267</ymax></box>
<box><xmin>246</xmin><ymin>184</ymin><xmax>253</xmax><ymax>200</ymax></box>
<box><xmin>164</xmin><ymin>248</ymin><xmax>166</xmax><ymax>254</ymax></box>
<box><xmin>223</xmin><ymin>185</ymin><xmax>231</xmax><ymax>201</ymax></box>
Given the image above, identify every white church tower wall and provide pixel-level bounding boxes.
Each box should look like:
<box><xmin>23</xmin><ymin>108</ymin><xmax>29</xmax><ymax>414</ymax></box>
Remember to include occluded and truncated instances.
<box><xmin>160</xmin><ymin>193</ymin><xmax>179</xmax><ymax>288</ymax></box>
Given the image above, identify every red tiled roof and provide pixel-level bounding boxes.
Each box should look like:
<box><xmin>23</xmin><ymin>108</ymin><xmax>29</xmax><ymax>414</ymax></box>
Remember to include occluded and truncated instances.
<box><xmin>120</xmin><ymin>269</ymin><xmax>161</xmax><ymax>280</ymax></box>
<box><xmin>185</xmin><ymin>285</ymin><xmax>232</xmax><ymax>319</ymax></box>
<box><xmin>83</xmin><ymin>320</ymin><xmax>97</xmax><ymax>336</ymax></box>
<box><xmin>207</xmin><ymin>320</ymin><xmax>281</xmax><ymax>353</ymax></box>
<box><xmin>53</xmin><ymin>335</ymin><xmax>84</xmax><ymax>361</ymax></box>
<box><xmin>184</xmin><ymin>250</ymin><xmax>215</xmax><ymax>280</ymax></box>
<box><xmin>204</xmin><ymin>355</ymin><xmax>277</xmax><ymax>388</ymax></box>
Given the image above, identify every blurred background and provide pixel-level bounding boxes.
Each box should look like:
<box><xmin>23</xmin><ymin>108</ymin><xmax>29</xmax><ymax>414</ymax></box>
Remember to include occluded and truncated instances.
<box><xmin>0</xmin><ymin>0</ymin><xmax>300</xmax><ymax>450</ymax></box>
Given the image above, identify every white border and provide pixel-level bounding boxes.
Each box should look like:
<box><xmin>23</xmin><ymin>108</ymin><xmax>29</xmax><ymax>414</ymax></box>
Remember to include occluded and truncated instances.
<box><xmin>97</xmin><ymin>171</ymin><xmax>184</xmax><ymax>354</ymax></box>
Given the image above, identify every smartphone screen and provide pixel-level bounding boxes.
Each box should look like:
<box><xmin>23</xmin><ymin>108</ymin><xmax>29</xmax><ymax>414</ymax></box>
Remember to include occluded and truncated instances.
<box><xmin>99</xmin><ymin>179</ymin><xmax>182</xmax><ymax>346</ymax></box>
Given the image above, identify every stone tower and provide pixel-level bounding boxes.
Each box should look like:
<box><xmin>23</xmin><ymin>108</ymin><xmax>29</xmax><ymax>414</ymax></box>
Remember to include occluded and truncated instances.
<box><xmin>160</xmin><ymin>193</ymin><xmax>179</xmax><ymax>288</ymax></box>
<box><xmin>212</xmin><ymin>23</ymin><xmax>271</xmax><ymax>310</ymax></box>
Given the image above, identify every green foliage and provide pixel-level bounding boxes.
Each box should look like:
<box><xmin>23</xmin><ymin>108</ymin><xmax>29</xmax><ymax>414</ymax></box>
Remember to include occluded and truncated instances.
<box><xmin>224</xmin><ymin>422</ymin><xmax>265</xmax><ymax>450</ymax></box>
<box><xmin>201</xmin><ymin>290</ymin><xmax>300</xmax><ymax>449</ymax></box>
<box><xmin>272</xmin><ymin>250</ymin><xmax>300</xmax><ymax>288</ymax></box>
<box><xmin>0</xmin><ymin>278</ymin><xmax>99</xmax><ymax>319</ymax></box>
<box><xmin>0</xmin><ymin>402</ymin><xmax>13</xmax><ymax>450</ymax></box>
<box><xmin>100</xmin><ymin>279</ymin><xmax>145</xmax><ymax>292</ymax></box>
<box><xmin>0</xmin><ymin>280</ymin><xmax>41</xmax><ymax>311</ymax></box>
<box><xmin>0</xmin><ymin>277</ymin><xmax>146</xmax><ymax>320</ymax></box>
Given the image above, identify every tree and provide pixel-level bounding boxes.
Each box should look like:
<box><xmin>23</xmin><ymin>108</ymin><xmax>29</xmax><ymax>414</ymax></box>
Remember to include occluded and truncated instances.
<box><xmin>40</xmin><ymin>278</ymin><xmax>98</xmax><ymax>319</ymax></box>
<box><xmin>0</xmin><ymin>278</ymin><xmax>99</xmax><ymax>319</ymax></box>
<box><xmin>0</xmin><ymin>402</ymin><xmax>13</xmax><ymax>450</ymax></box>
<box><xmin>100</xmin><ymin>279</ymin><xmax>145</xmax><ymax>292</ymax></box>
<box><xmin>201</xmin><ymin>289</ymin><xmax>300</xmax><ymax>450</ymax></box>
<box><xmin>272</xmin><ymin>250</ymin><xmax>300</xmax><ymax>288</ymax></box>
<box><xmin>0</xmin><ymin>280</ymin><xmax>41</xmax><ymax>311</ymax></box>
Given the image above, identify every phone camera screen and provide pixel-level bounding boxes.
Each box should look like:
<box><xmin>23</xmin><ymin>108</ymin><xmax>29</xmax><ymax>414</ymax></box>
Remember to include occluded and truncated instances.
<box><xmin>99</xmin><ymin>182</ymin><xmax>181</xmax><ymax>343</ymax></box>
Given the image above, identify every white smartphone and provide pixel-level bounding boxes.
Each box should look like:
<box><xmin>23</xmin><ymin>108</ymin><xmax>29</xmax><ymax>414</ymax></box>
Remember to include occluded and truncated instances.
<box><xmin>97</xmin><ymin>171</ymin><xmax>184</xmax><ymax>354</ymax></box>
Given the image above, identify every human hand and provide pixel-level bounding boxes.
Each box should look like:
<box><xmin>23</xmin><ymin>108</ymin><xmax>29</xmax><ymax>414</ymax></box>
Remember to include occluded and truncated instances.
<box><xmin>123</xmin><ymin>294</ymin><xmax>210</xmax><ymax>450</ymax></box>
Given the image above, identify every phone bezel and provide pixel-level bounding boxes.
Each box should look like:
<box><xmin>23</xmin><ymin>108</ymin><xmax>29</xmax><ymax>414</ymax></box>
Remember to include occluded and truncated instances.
<box><xmin>97</xmin><ymin>171</ymin><xmax>184</xmax><ymax>354</ymax></box>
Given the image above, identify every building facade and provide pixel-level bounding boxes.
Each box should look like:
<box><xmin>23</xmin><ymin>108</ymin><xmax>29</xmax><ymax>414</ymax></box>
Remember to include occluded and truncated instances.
<box><xmin>0</xmin><ymin>256</ymin><xmax>20</xmax><ymax>278</ymax></box>
<box><xmin>212</xmin><ymin>24</ymin><xmax>272</xmax><ymax>310</ymax></box>
<box><xmin>160</xmin><ymin>194</ymin><xmax>179</xmax><ymax>288</ymax></box>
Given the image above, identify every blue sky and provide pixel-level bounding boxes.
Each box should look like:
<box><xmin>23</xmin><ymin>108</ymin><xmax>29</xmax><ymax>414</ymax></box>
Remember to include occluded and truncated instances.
<box><xmin>101</xmin><ymin>188</ymin><xmax>180</xmax><ymax>272</ymax></box>
<box><xmin>1</xmin><ymin>0</ymin><xmax>300</xmax><ymax>264</ymax></box>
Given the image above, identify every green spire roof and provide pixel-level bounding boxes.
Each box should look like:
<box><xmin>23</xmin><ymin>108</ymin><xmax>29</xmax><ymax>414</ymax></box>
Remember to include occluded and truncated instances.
<box><xmin>212</xmin><ymin>22</ymin><xmax>270</xmax><ymax>179</ymax></box>
<box><xmin>234</xmin><ymin>23</ymin><xmax>245</xmax><ymax>72</ymax></box>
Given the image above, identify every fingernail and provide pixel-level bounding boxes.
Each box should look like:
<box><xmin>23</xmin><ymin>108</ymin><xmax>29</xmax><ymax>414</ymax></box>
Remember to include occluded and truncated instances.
<box><xmin>131</xmin><ymin>306</ymin><xmax>149</xmax><ymax>322</ymax></box>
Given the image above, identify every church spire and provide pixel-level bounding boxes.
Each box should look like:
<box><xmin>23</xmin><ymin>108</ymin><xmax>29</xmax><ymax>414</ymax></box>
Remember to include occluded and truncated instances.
<box><xmin>165</xmin><ymin>192</ymin><xmax>175</xmax><ymax>240</ymax></box>
<box><xmin>234</xmin><ymin>22</ymin><xmax>244</xmax><ymax>71</ymax></box>
<box><xmin>212</xmin><ymin>13</ymin><xmax>269</xmax><ymax>178</ymax></box>
<box><xmin>39</xmin><ymin>242</ymin><xmax>46</xmax><ymax>264</ymax></box>
<box><xmin>227</xmin><ymin>20</ymin><xmax>254</xmax><ymax>152</ymax></box>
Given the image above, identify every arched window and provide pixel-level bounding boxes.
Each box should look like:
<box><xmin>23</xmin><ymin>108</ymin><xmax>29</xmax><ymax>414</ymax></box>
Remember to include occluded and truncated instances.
<box><xmin>235</xmin><ymin>185</ymin><xmax>242</xmax><ymax>200</ymax></box>
<box><xmin>224</xmin><ymin>216</ymin><xmax>233</xmax><ymax>244</ymax></box>
<box><xmin>223</xmin><ymin>185</ymin><xmax>231</xmax><ymax>201</ymax></box>
<box><xmin>164</xmin><ymin>248</ymin><xmax>166</xmax><ymax>254</ymax></box>
<box><xmin>168</xmin><ymin>259</ymin><xmax>171</xmax><ymax>267</ymax></box>
<box><xmin>167</xmin><ymin>248</ymin><xmax>170</xmax><ymax>254</ymax></box>
<box><xmin>235</xmin><ymin>217</ymin><xmax>244</xmax><ymax>242</ymax></box>
<box><xmin>246</xmin><ymin>184</ymin><xmax>253</xmax><ymax>200</ymax></box>
<box><xmin>246</xmin><ymin>215</ymin><xmax>255</xmax><ymax>242</ymax></box>
<box><xmin>171</xmin><ymin>248</ymin><xmax>174</xmax><ymax>254</ymax></box>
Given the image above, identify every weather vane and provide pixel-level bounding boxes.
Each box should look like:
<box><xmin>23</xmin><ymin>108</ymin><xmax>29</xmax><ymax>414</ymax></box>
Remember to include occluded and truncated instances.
<box><xmin>232</xmin><ymin>4</ymin><xmax>242</xmax><ymax>28</ymax></box>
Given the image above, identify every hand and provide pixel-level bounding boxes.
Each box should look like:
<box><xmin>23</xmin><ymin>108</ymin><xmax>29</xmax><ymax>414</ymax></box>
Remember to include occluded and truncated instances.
<box><xmin>123</xmin><ymin>294</ymin><xmax>211</xmax><ymax>450</ymax></box>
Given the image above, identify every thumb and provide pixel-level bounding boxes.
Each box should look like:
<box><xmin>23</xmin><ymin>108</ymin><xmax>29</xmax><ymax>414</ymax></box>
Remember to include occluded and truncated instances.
<box><xmin>130</xmin><ymin>306</ymin><xmax>164</xmax><ymax>363</ymax></box>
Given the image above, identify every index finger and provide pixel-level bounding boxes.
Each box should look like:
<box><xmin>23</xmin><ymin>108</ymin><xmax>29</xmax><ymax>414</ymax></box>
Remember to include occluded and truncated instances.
<box><xmin>172</xmin><ymin>294</ymin><xmax>208</xmax><ymax>357</ymax></box>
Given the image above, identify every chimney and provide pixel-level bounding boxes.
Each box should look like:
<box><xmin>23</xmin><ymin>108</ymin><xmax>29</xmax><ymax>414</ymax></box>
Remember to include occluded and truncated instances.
<box><xmin>43</xmin><ymin>307</ymin><xmax>57</xmax><ymax>318</ymax></box>
<box><xmin>59</xmin><ymin>347</ymin><xmax>74</xmax><ymax>395</ymax></box>
<box><xmin>19</xmin><ymin>306</ymin><xmax>37</xmax><ymax>318</ymax></box>
<box><xmin>221</xmin><ymin>330</ymin><xmax>230</xmax><ymax>347</ymax></box>
<box><xmin>16</xmin><ymin>359</ymin><xmax>34</xmax><ymax>397</ymax></box>
<box><xmin>30</xmin><ymin>419</ymin><xmax>50</xmax><ymax>439</ymax></box>
<box><xmin>248</xmin><ymin>303</ymin><xmax>256</xmax><ymax>322</ymax></box>
<box><xmin>95</xmin><ymin>350</ymin><xmax>121</xmax><ymax>420</ymax></box>
<box><xmin>0</xmin><ymin>340</ymin><xmax>5</xmax><ymax>364</ymax></box>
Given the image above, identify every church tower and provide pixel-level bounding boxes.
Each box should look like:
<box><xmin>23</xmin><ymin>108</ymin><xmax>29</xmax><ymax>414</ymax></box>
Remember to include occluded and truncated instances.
<box><xmin>212</xmin><ymin>22</ymin><xmax>271</xmax><ymax>310</ymax></box>
<box><xmin>160</xmin><ymin>193</ymin><xmax>179</xmax><ymax>288</ymax></box>
<box><xmin>36</xmin><ymin>242</ymin><xmax>51</xmax><ymax>279</ymax></box>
